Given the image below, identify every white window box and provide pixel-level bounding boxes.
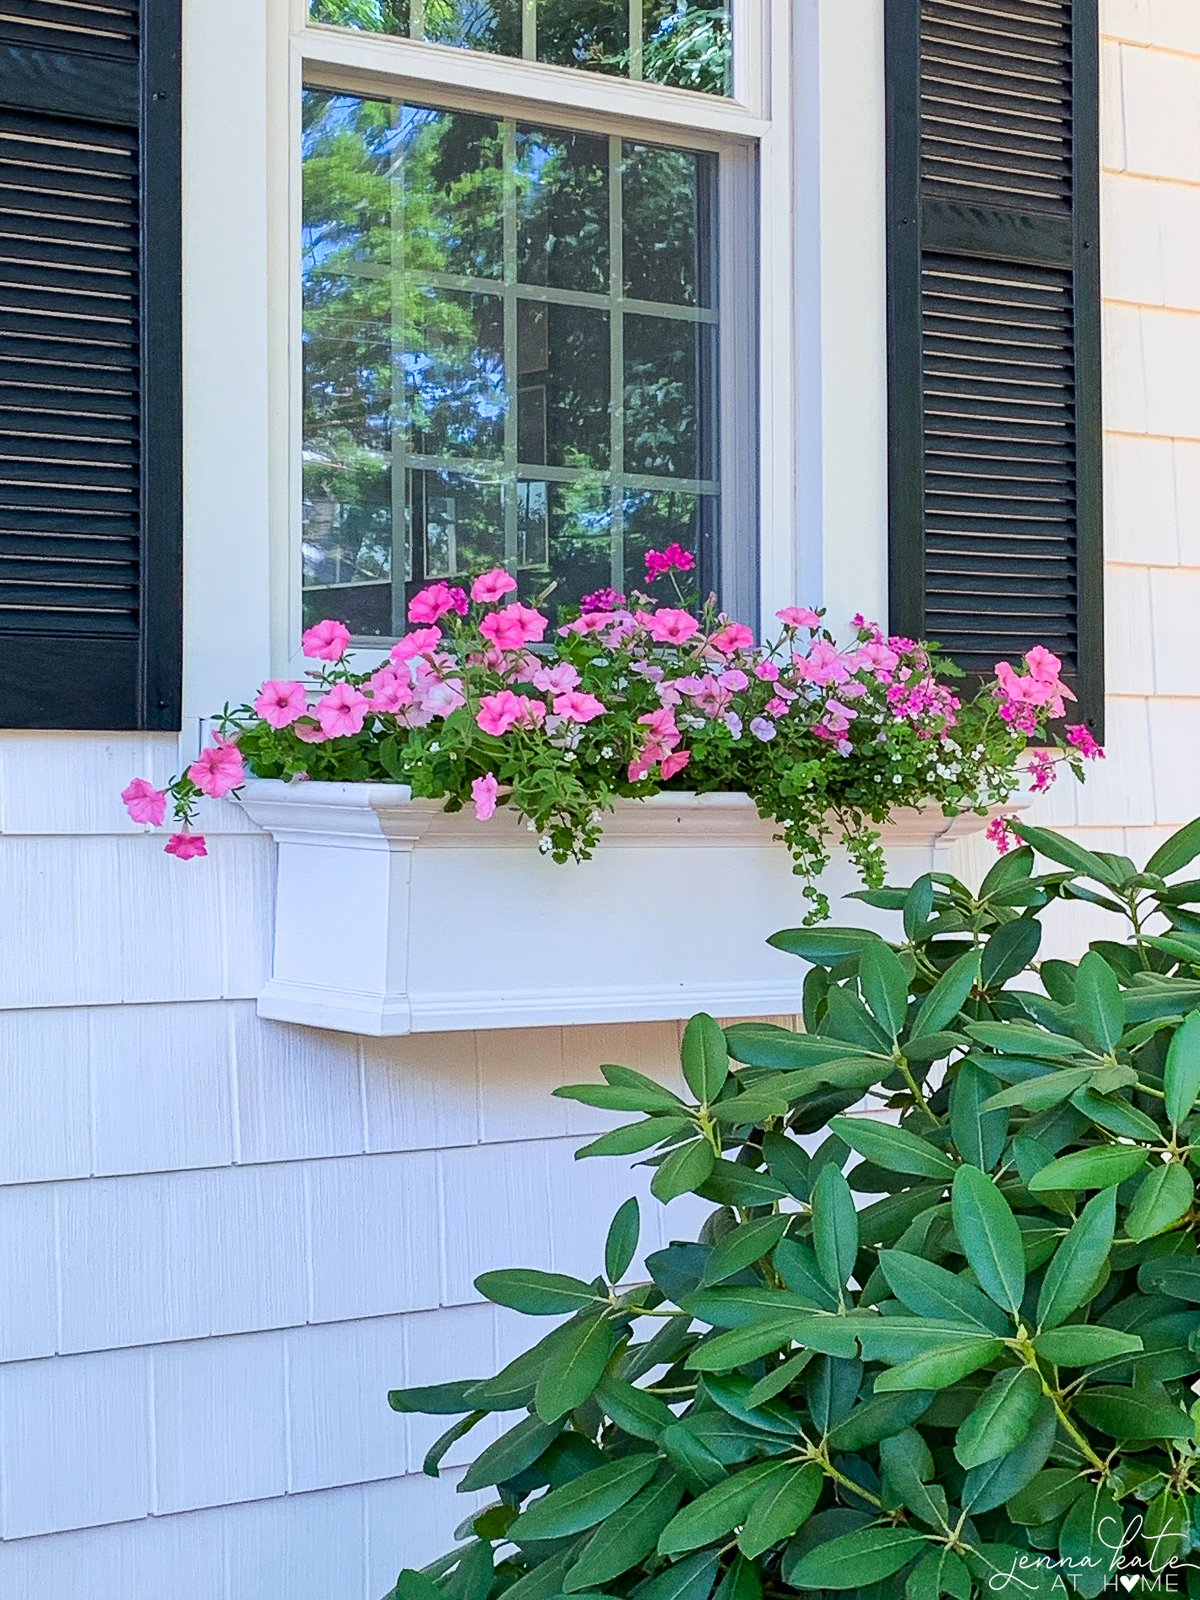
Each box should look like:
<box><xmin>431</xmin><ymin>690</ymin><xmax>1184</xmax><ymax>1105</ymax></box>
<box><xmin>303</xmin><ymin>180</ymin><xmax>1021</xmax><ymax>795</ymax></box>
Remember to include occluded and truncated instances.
<box><xmin>237</xmin><ymin>780</ymin><xmax>1025</xmax><ymax>1037</ymax></box>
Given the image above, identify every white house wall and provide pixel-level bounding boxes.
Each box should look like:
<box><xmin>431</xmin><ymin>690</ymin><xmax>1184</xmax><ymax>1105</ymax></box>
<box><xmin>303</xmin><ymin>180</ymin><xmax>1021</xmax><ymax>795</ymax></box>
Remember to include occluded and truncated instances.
<box><xmin>1</xmin><ymin>2</ymin><xmax>1198</xmax><ymax>1596</ymax></box>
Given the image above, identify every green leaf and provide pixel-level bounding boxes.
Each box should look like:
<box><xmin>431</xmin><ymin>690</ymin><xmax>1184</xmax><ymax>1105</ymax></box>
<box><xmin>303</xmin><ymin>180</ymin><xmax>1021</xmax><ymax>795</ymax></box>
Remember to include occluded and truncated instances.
<box><xmin>860</xmin><ymin>942</ymin><xmax>910</xmax><ymax>1038</ymax></box>
<box><xmin>1165</xmin><ymin>1012</ymin><xmax>1200</xmax><ymax>1127</ymax></box>
<box><xmin>1073</xmin><ymin>1387</ymin><xmax>1194</xmax><ymax>1439</ymax></box>
<box><xmin>877</xmin><ymin>1251</ymin><xmax>1010</xmax><ymax>1335</ymax></box>
<box><xmin>980</xmin><ymin>918</ymin><xmax>1042</xmax><ymax>989</ymax></box>
<box><xmin>681</xmin><ymin>1014</ymin><xmax>729</xmax><ymax>1105</ymax></box>
<box><xmin>1127</xmin><ymin>1161</ymin><xmax>1195</xmax><ymax>1242</ymax></box>
<box><xmin>1007</xmin><ymin>1468</ymin><xmax>1088</xmax><ymax>1528</ymax></box>
<box><xmin>474</xmin><ymin>1268</ymin><xmax>600</xmax><ymax>1316</ymax></box>
<box><xmin>687</xmin><ymin>1313</ymin><xmax>858</xmax><ymax>1369</ymax></box>
<box><xmin>954</xmin><ymin>1366</ymin><xmax>1042</xmax><ymax>1469</ymax></box>
<box><xmin>388</xmin><ymin>1380</ymin><xmax>483</xmax><ymax>1415</ymax></box>
<box><xmin>1011</xmin><ymin>822</ymin><xmax>1124</xmax><ymax>886</ymax></box>
<box><xmin>1145</xmin><ymin>1489</ymin><xmax>1191</xmax><ymax>1574</ymax></box>
<box><xmin>951</xmin><ymin>1165</ymin><xmax>1026</xmax><ymax>1317</ymax></box>
<box><xmin>873</xmin><ymin>1336</ymin><xmax>1004</xmax><ymax>1392</ymax></box>
<box><xmin>904</xmin><ymin>875</ymin><xmax>935</xmax><ymax>942</ymax></box>
<box><xmin>746</xmin><ymin>1350</ymin><xmax>814</xmax><ymax>1409</ymax></box>
<box><xmin>606</xmin><ymin>1198</ymin><xmax>641</xmax><ymax>1284</ymax></box>
<box><xmin>596</xmin><ymin>1376</ymin><xmax>675</xmax><ymax>1442</ymax></box>
<box><xmin>534</xmin><ymin>1316</ymin><xmax>619</xmax><ymax>1422</ymax></box>
<box><xmin>911</xmin><ymin>952</ymin><xmax>980</xmax><ymax>1040</ymax></box>
<box><xmin>1060</xmin><ymin>1481</ymin><xmax>1123</xmax><ymax>1598</ymax></box>
<box><xmin>950</xmin><ymin>1062</ymin><xmax>1007</xmax><ymax>1171</ymax></box>
<box><xmin>658</xmin><ymin>1460</ymin><xmax>786</xmax><ymax>1556</ymax></box>
<box><xmin>787</xmin><ymin>1526</ymin><xmax>929</xmax><ymax>1590</ymax></box>
<box><xmin>854</xmin><ymin>1317</ymin><xmax>1001</xmax><ymax>1364</ymax></box>
<box><xmin>516</xmin><ymin>1454</ymin><xmax>661</xmax><ymax>1541</ymax></box>
<box><xmin>966</xmin><ymin>1021</ymin><xmax>1086</xmax><ymax>1061</ymax></box>
<box><xmin>1146</xmin><ymin>817</ymin><xmax>1200</xmax><ymax>880</ymax></box>
<box><xmin>774</xmin><ymin>1239</ymin><xmax>841</xmax><ymax>1310</ymax></box>
<box><xmin>458</xmin><ymin>1413</ymin><xmax>561</xmax><ymax>1492</ymax></box>
<box><xmin>563</xmin><ymin>1473</ymin><xmax>687</xmax><ymax>1590</ymax></box>
<box><xmin>652</xmin><ymin>1140</ymin><xmax>716</xmax><ymax>1203</ymax></box>
<box><xmin>905</xmin><ymin>1548</ymin><xmax>971</xmax><ymax>1600</ymax></box>
<box><xmin>983</xmin><ymin>1068</ymin><xmax>1094</xmax><ymax>1113</ymax></box>
<box><xmin>1037</xmin><ymin>1189</ymin><xmax>1116</xmax><ymax>1330</ymax></box>
<box><xmin>1028</xmin><ymin>1144</ymin><xmax>1149</xmax><ymax>1194</ymax></box>
<box><xmin>1075</xmin><ymin>951</ymin><xmax>1126</xmax><ymax>1053</ymax></box>
<box><xmin>635</xmin><ymin>1551</ymin><xmax>719</xmax><ymax>1600</ymax></box>
<box><xmin>767</xmin><ymin>928</ymin><xmax>882</xmax><ymax>965</ymax></box>
<box><xmin>699</xmin><ymin>1216</ymin><xmax>790</xmax><ymax>1287</ymax></box>
<box><xmin>698</xmin><ymin>1163</ymin><xmax>789</xmax><ymax>1208</ymax></box>
<box><xmin>962</xmin><ymin>1397</ymin><xmax>1057</xmax><ymax>1514</ymax></box>
<box><xmin>558</xmin><ymin>1083</ymin><xmax>688</xmax><ymax>1115</ymax></box>
<box><xmin>423</xmin><ymin>1411</ymin><xmax>486</xmax><ymax>1478</ymax></box>
<box><xmin>830</xmin><ymin>1117</ymin><xmax>956</xmax><ymax>1180</ymax></box>
<box><xmin>738</xmin><ymin>1462</ymin><xmax>823</xmax><ymax>1559</ymax></box>
<box><xmin>1032</xmin><ymin>1326</ymin><xmax>1143</xmax><ymax>1366</ymax></box>
<box><xmin>825</xmin><ymin>1388</ymin><xmax>933</xmax><ymax>1451</ymax></box>
<box><xmin>576</xmin><ymin>1118</ymin><xmax>694</xmax><ymax>1159</ymax></box>
<box><xmin>390</xmin><ymin>1569</ymin><xmax>445</xmax><ymax>1600</ymax></box>
<box><xmin>812</xmin><ymin>1162</ymin><xmax>858</xmax><ymax>1294</ymax></box>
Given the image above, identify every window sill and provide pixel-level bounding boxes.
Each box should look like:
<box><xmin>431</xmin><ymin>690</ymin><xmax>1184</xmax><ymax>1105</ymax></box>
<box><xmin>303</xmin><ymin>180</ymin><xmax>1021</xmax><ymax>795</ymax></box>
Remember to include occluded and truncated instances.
<box><xmin>238</xmin><ymin>780</ymin><xmax>1027</xmax><ymax>1037</ymax></box>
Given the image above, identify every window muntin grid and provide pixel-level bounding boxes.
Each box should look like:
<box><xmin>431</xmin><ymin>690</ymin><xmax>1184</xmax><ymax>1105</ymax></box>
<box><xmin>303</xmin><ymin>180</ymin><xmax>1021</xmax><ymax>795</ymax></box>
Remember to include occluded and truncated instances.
<box><xmin>307</xmin><ymin>1</ymin><xmax>733</xmax><ymax>98</ymax></box>
<box><xmin>301</xmin><ymin>88</ymin><xmax>719</xmax><ymax>638</ymax></box>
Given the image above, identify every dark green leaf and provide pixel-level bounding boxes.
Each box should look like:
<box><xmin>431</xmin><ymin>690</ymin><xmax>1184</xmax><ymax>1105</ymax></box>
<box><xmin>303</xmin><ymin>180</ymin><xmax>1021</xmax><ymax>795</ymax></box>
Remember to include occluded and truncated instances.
<box><xmin>830</xmin><ymin>1116</ymin><xmax>955</xmax><ymax>1180</ymax></box>
<box><xmin>904</xmin><ymin>875</ymin><xmax>935</xmax><ymax>942</ymax></box>
<box><xmin>389</xmin><ymin>1380</ymin><xmax>483</xmax><ymax>1415</ymax></box>
<box><xmin>787</xmin><ymin>1526</ymin><xmax>929</xmax><ymax>1590</ymax></box>
<box><xmin>1073</xmin><ymin>1387</ymin><xmax>1193</xmax><ymax>1439</ymax></box>
<box><xmin>658</xmin><ymin>1460</ymin><xmax>787</xmax><ymax>1556</ymax></box>
<box><xmin>475</xmin><ymin>1268</ymin><xmax>602</xmax><ymax>1316</ymax></box>
<box><xmin>1060</xmin><ymin>1481</ymin><xmax>1123</xmax><ymax>1598</ymax></box>
<box><xmin>1032</xmin><ymin>1326</ymin><xmax>1143</xmax><ymax>1366</ymax></box>
<box><xmin>606</xmin><ymin>1198</ymin><xmax>641</xmax><ymax>1284</ymax></box>
<box><xmin>652</xmin><ymin>1140</ymin><xmax>716</xmax><ymax>1203</ymax></box>
<box><xmin>596</xmin><ymin>1375</ymin><xmax>675</xmax><ymax>1442</ymax></box>
<box><xmin>1075</xmin><ymin>951</ymin><xmax>1126</xmax><ymax>1053</ymax></box>
<box><xmin>981</xmin><ymin>919</ymin><xmax>1042</xmax><ymax>989</ymax></box>
<box><xmin>517</xmin><ymin>1454</ymin><xmax>661</xmax><ymax>1541</ymax></box>
<box><xmin>700</xmin><ymin>1216</ymin><xmax>790</xmax><ymax>1287</ymax></box>
<box><xmin>1128</xmin><ymin>1161</ymin><xmax>1195</xmax><ymax>1242</ymax></box>
<box><xmin>962</xmin><ymin>1396</ymin><xmax>1056</xmax><ymax>1513</ymax></box>
<box><xmin>1037</xmin><ymin>1189</ymin><xmax>1116</xmax><ymax>1329</ymax></box>
<box><xmin>534</xmin><ymin>1315</ymin><xmax>619</xmax><ymax>1422</ymax></box>
<box><xmin>826</xmin><ymin>1388</ymin><xmax>932</xmax><ymax>1450</ymax></box>
<box><xmin>738</xmin><ymin>1461</ymin><xmax>823</xmax><ymax>1559</ymax></box>
<box><xmin>635</xmin><ymin>1550</ymin><xmax>719</xmax><ymax>1600</ymax></box>
<box><xmin>1011</xmin><ymin>822</ymin><xmax>1124</xmax><ymax>886</ymax></box>
<box><xmin>767</xmin><ymin>928</ymin><xmax>882</xmax><ymax>965</ymax></box>
<box><xmin>967</xmin><ymin>1022</ymin><xmax>1086</xmax><ymax>1061</ymax></box>
<box><xmin>391</xmin><ymin>1569</ymin><xmax>445</xmax><ymax>1600</ymax></box>
<box><xmin>459</xmin><ymin>1414</ymin><xmax>561</xmax><ymax>1492</ymax></box>
<box><xmin>563</xmin><ymin>1472</ymin><xmax>687</xmax><ymax>1590</ymax></box>
<box><xmin>681</xmin><ymin>1014</ymin><xmax>729</xmax><ymax>1105</ymax></box>
<box><xmin>911</xmin><ymin>952</ymin><xmax>980</xmax><ymax>1040</ymax></box>
<box><xmin>1028</xmin><ymin>1145</ymin><xmax>1149</xmax><ymax>1194</ymax></box>
<box><xmin>746</xmin><ymin>1350</ymin><xmax>814</xmax><ymax>1409</ymax></box>
<box><xmin>904</xmin><ymin>1547</ymin><xmax>971</xmax><ymax>1600</ymax></box>
<box><xmin>812</xmin><ymin>1162</ymin><xmax>858</xmax><ymax>1295</ymax></box>
<box><xmin>423</xmin><ymin>1411</ymin><xmax>486</xmax><ymax>1478</ymax></box>
<box><xmin>860</xmin><ymin>942</ymin><xmax>910</xmax><ymax>1038</ymax></box>
<box><xmin>950</xmin><ymin>1062</ymin><xmax>1008</xmax><ymax>1171</ymax></box>
<box><xmin>1146</xmin><ymin>818</ymin><xmax>1200</xmax><ymax>881</ymax></box>
<box><xmin>1165</xmin><ymin>1012</ymin><xmax>1200</xmax><ymax>1127</ymax></box>
<box><xmin>878</xmin><ymin>1251</ymin><xmax>1010</xmax><ymax>1335</ymax></box>
<box><xmin>697</xmin><ymin>1161</ymin><xmax>789</xmax><ymax>1208</ymax></box>
<box><xmin>577</xmin><ymin>1118</ymin><xmax>694</xmax><ymax>1159</ymax></box>
<box><xmin>954</xmin><ymin>1367</ymin><xmax>1043</xmax><ymax>1469</ymax></box>
<box><xmin>873</xmin><ymin>1336</ymin><xmax>1005</xmax><ymax>1392</ymax></box>
<box><xmin>951</xmin><ymin>1165</ymin><xmax>1025</xmax><ymax>1316</ymax></box>
<box><xmin>559</xmin><ymin>1083</ymin><xmax>689</xmax><ymax>1115</ymax></box>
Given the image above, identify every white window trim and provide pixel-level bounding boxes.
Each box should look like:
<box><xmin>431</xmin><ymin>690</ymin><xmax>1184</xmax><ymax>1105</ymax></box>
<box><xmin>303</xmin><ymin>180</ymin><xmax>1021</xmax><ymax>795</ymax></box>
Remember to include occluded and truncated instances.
<box><xmin>181</xmin><ymin>0</ymin><xmax>887</xmax><ymax>723</ymax></box>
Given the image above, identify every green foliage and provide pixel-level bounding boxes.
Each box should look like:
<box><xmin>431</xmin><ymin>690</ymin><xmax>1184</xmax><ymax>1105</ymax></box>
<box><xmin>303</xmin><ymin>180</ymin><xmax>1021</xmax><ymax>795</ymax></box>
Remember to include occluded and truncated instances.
<box><xmin>384</xmin><ymin>819</ymin><xmax>1200</xmax><ymax>1600</ymax></box>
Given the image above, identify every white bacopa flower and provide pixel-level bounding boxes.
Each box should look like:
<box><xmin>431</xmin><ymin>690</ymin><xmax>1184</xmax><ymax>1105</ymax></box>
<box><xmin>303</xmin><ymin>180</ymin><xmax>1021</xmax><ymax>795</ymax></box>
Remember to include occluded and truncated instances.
<box><xmin>538</xmin><ymin>837</ymin><xmax>553</xmax><ymax>854</ymax></box>
<box><xmin>600</xmin><ymin>746</ymin><xmax>614</xmax><ymax>759</ymax></box>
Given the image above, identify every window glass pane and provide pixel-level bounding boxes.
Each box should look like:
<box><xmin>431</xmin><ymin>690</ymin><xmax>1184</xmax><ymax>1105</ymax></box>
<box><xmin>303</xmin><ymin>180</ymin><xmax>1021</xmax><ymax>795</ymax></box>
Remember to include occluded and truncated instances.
<box><xmin>643</xmin><ymin>2</ymin><xmax>732</xmax><ymax>95</ymax></box>
<box><xmin>623</xmin><ymin>142</ymin><xmax>714</xmax><ymax>308</ymax></box>
<box><xmin>301</xmin><ymin>87</ymin><xmax>725</xmax><ymax>641</ymax></box>
<box><xmin>515</xmin><ymin>127</ymin><xmax>609</xmax><ymax>294</ymax></box>
<box><xmin>308</xmin><ymin>0</ymin><xmax>733</xmax><ymax>95</ymax></box>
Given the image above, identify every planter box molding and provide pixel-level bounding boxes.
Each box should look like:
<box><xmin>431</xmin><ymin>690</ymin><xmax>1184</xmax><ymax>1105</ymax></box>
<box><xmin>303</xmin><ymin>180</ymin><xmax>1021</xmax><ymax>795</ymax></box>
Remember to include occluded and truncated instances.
<box><xmin>238</xmin><ymin>782</ymin><xmax>1023</xmax><ymax>1036</ymax></box>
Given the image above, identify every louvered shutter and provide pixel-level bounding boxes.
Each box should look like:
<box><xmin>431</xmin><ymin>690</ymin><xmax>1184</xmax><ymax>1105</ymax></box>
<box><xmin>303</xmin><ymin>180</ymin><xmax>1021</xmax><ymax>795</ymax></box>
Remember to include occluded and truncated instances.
<box><xmin>0</xmin><ymin>0</ymin><xmax>181</xmax><ymax>731</ymax></box>
<box><xmin>886</xmin><ymin>0</ymin><xmax>1103</xmax><ymax>733</ymax></box>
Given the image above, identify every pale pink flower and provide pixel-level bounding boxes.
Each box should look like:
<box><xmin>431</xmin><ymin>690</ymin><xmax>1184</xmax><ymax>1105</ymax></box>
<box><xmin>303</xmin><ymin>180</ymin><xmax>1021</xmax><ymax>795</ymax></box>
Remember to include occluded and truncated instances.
<box><xmin>472</xmin><ymin>773</ymin><xmax>500</xmax><ymax>820</ymax></box>
<box><xmin>794</xmin><ymin>640</ymin><xmax>851</xmax><ymax>687</ymax></box>
<box><xmin>121</xmin><ymin>778</ymin><xmax>167</xmax><ymax>827</ymax></box>
<box><xmin>647</xmin><ymin>609</ymin><xmax>701</xmax><ymax>646</ymax></box>
<box><xmin>553</xmin><ymin>690</ymin><xmax>607</xmax><ymax>724</ymax></box>
<box><xmin>559</xmin><ymin>610</ymin><xmax>616</xmax><ymax>636</ymax></box>
<box><xmin>638</xmin><ymin>707</ymin><xmax>681</xmax><ymax>750</ymax></box>
<box><xmin>754</xmin><ymin>661</ymin><xmax>780</xmax><ymax>682</ymax></box>
<box><xmin>368</xmin><ymin>666</ymin><xmax>415</xmax><ymax>714</ymax></box>
<box><xmin>471</xmin><ymin>568</ymin><xmax>518</xmax><ymax>605</ymax></box>
<box><xmin>188</xmin><ymin>742</ymin><xmax>245</xmax><ymax>799</ymax></box>
<box><xmin>711</xmin><ymin>623</ymin><xmax>754</xmax><ymax>655</ymax></box>
<box><xmin>421</xmin><ymin>678</ymin><xmax>466</xmax><ymax>718</ymax></box>
<box><xmin>532</xmin><ymin>662</ymin><xmax>580</xmax><ymax>695</ymax></box>
<box><xmin>254</xmin><ymin>680</ymin><xmax>307</xmax><ymax>729</ymax></box>
<box><xmin>480</xmin><ymin>603</ymin><xmax>548</xmax><ymax>651</ymax></box>
<box><xmin>301</xmin><ymin>619</ymin><xmax>351</xmax><ymax>661</ymax></box>
<box><xmin>315</xmin><ymin>682</ymin><xmax>369</xmax><ymax>739</ymax></box>
<box><xmin>718</xmin><ymin>668</ymin><xmax>749</xmax><ymax>692</ymax></box>
<box><xmin>165</xmin><ymin>832</ymin><xmax>207</xmax><ymax>860</ymax></box>
<box><xmin>777</xmin><ymin>607</ymin><xmax>821</xmax><ymax>629</ymax></box>
<box><xmin>854</xmin><ymin>641</ymin><xmax>900</xmax><ymax>677</ymax></box>
<box><xmin>477</xmin><ymin>690</ymin><xmax>544</xmax><ymax>736</ymax></box>
<box><xmin>408</xmin><ymin>583</ymin><xmax>460</xmax><ymax>624</ymax></box>
<box><xmin>390</xmin><ymin>627</ymin><xmax>442</xmax><ymax>663</ymax></box>
<box><xmin>766</xmin><ymin>696</ymin><xmax>789</xmax><ymax>718</ymax></box>
<box><xmin>293</xmin><ymin>720</ymin><xmax>327</xmax><ymax>744</ymax></box>
<box><xmin>660</xmin><ymin>750</ymin><xmax>691</xmax><ymax>780</ymax></box>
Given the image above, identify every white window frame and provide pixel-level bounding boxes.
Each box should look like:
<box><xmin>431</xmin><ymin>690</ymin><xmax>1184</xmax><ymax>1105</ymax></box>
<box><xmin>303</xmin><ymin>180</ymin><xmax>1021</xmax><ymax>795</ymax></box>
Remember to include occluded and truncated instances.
<box><xmin>181</xmin><ymin>0</ymin><xmax>888</xmax><ymax>723</ymax></box>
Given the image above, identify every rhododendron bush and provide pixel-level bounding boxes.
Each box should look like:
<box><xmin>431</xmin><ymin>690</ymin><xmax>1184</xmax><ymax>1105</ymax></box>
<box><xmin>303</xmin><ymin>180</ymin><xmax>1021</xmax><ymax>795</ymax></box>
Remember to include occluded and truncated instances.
<box><xmin>123</xmin><ymin>556</ymin><xmax>1100</xmax><ymax>916</ymax></box>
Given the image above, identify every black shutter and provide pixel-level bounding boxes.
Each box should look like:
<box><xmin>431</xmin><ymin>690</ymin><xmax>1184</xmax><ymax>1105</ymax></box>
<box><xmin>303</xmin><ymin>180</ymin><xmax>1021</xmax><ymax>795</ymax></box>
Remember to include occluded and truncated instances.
<box><xmin>886</xmin><ymin>0</ymin><xmax>1103</xmax><ymax>734</ymax></box>
<box><xmin>0</xmin><ymin>0</ymin><xmax>181</xmax><ymax>731</ymax></box>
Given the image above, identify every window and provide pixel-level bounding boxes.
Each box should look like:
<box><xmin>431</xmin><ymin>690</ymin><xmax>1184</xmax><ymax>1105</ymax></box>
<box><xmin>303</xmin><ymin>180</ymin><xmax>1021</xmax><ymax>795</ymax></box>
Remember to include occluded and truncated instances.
<box><xmin>295</xmin><ymin>0</ymin><xmax>766</xmax><ymax>649</ymax></box>
<box><xmin>302</xmin><ymin>91</ymin><xmax>720</xmax><ymax>632</ymax></box>
<box><xmin>307</xmin><ymin>0</ymin><xmax>733</xmax><ymax>96</ymax></box>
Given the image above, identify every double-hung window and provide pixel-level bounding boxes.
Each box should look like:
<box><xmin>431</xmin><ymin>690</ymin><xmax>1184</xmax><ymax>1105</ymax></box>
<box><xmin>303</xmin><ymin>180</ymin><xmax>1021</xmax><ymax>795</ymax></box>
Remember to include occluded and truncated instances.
<box><xmin>294</xmin><ymin>0</ymin><xmax>776</xmax><ymax>651</ymax></box>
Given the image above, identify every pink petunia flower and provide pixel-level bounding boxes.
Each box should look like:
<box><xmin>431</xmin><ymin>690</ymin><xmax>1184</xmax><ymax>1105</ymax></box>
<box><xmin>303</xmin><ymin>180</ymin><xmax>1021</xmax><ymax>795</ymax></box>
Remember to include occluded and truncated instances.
<box><xmin>301</xmin><ymin>619</ymin><xmax>351</xmax><ymax>661</ymax></box>
<box><xmin>755</xmin><ymin>661</ymin><xmax>780</xmax><ymax>682</ymax></box>
<box><xmin>532</xmin><ymin>662</ymin><xmax>580</xmax><ymax>695</ymax></box>
<box><xmin>390</xmin><ymin>627</ymin><xmax>442</xmax><ymax>663</ymax></box>
<box><xmin>710</xmin><ymin>623</ymin><xmax>754</xmax><ymax>655</ymax></box>
<box><xmin>254</xmin><ymin>680</ymin><xmax>307</xmax><ymax>729</ymax></box>
<box><xmin>121</xmin><ymin>778</ymin><xmax>167</xmax><ymax>827</ymax></box>
<box><xmin>472</xmin><ymin>772</ymin><xmax>500</xmax><ymax>820</ymax></box>
<box><xmin>660</xmin><ymin>750</ymin><xmax>691</xmax><ymax>781</ymax></box>
<box><xmin>315</xmin><ymin>682</ymin><xmax>370</xmax><ymax>739</ymax></box>
<box><xmin>165</xmin><ymin>832</ymin><xmax>207</xmax><ymax>861</ymax></box>
<box><xmin>293</xmin><ymin>720</ymin><xmax>327</xmax><ymax>744</ymax></box>
<box><xmin>647</xmin><ymin>609</ymin><xmax>701</xmax><ymax>646</ymax></box>
<box><xmin>477</xmin><ymin>690</ymin><xmax>545</xmax><ymax>736</ymax></box>
<box><xmin>480</xmin><ymin>603</ymin><xmax>549</xmax><ymax>651</ymax></box>
<box><xmin>368</xmin><ymin>666</ymin><xmax>415</xmax><ymax>715</ymax></box>
<box><xmin>553</xmin><ymin>690</ymin><xmax>607</xmax><ymax>724</ymax></box>
<box><xmin>188</xmin><ymin>742</ymin><xmax>245</xmax><ymax>799</ymax></box>
<box><xmin>1024</xmin><ymin>645</ymin><xmax>1063</xmax><ymax>684</ymax></box>
<box><xmin>776</xmin><ymin>607</ymin><xmax>821</xmax><ymax>630</ymax></box>
<box><xmin>795</xmin><ymin>641</ymin><xmax>852</xmax><ymax>688</ymax></box>
<box><xmin>471</xmin><ymin>568</ymin><xmax>518</xmax><ymax>605</ymax></box>
<box><xmin>408</xmin><ymin>583</ymin><xmax>461</xmax><ymax>624</ymax></box>
<box><xmin>765</xmin><ymin>697</ymin><xmax>789</xmax><ymax>717</ymax></box>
